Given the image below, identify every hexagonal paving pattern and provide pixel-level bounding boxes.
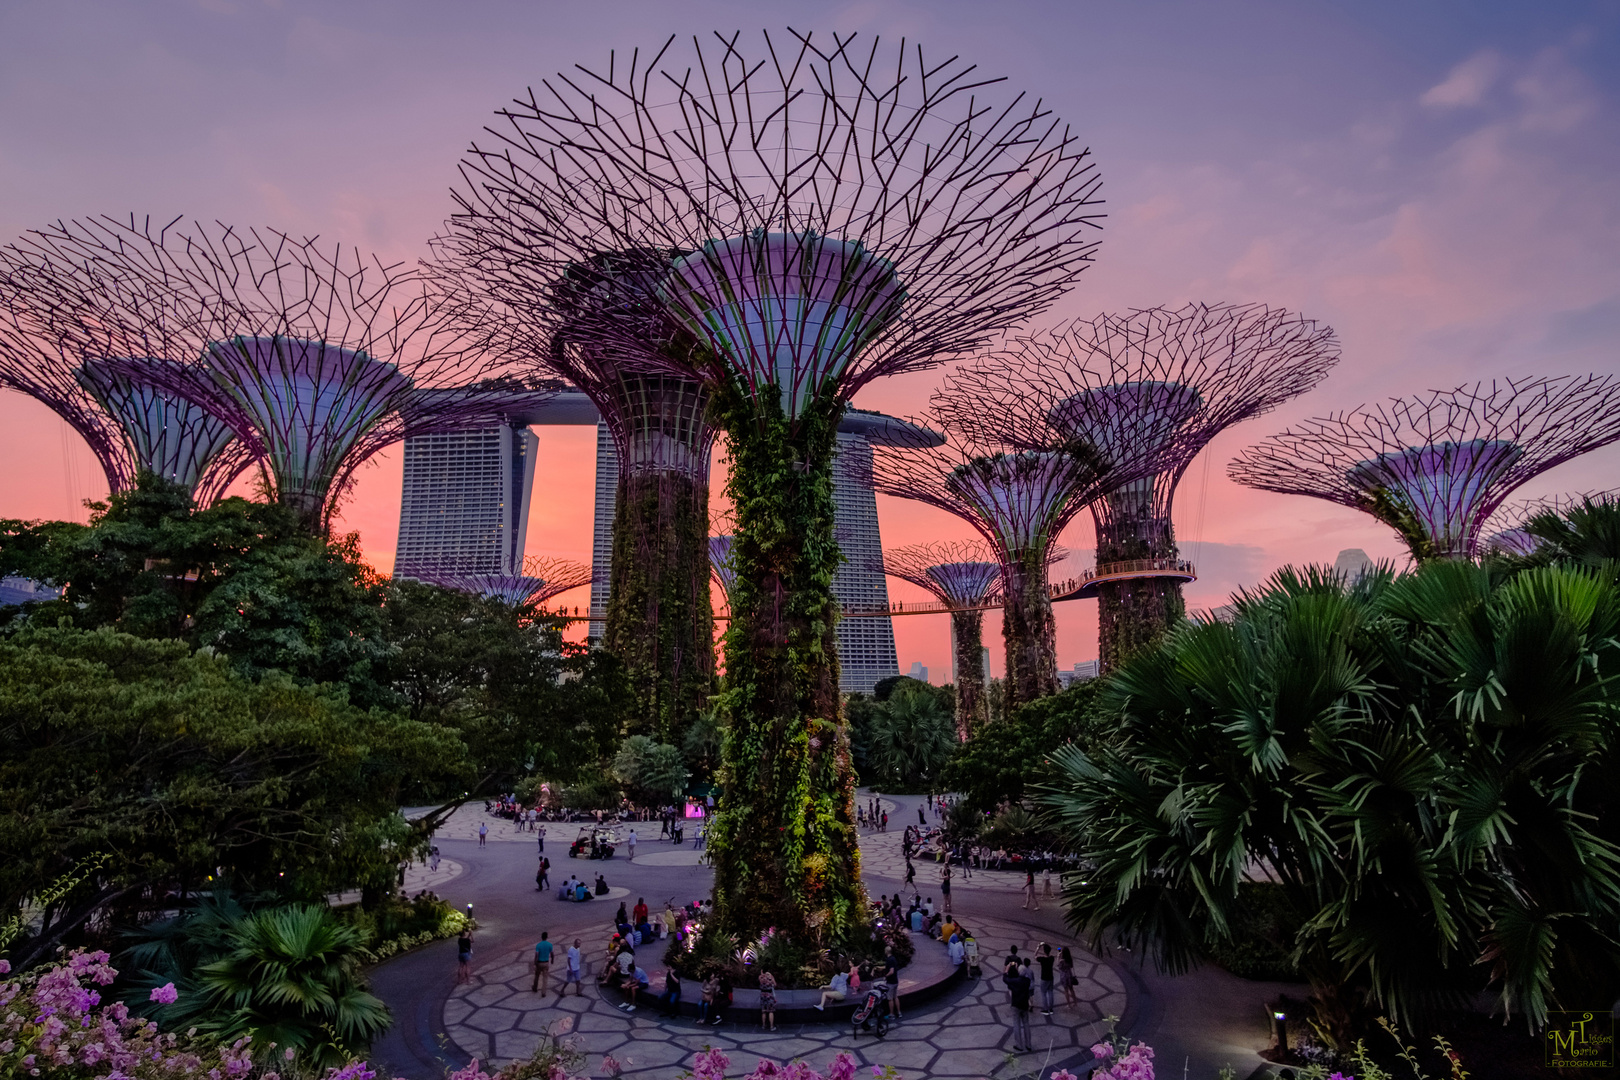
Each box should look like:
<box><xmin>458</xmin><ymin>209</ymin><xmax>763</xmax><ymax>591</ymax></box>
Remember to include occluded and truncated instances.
<box><xmin>444</xmin><ymin>911</ymin><xmax>1121</xmax><ymax>1078</ymax></box>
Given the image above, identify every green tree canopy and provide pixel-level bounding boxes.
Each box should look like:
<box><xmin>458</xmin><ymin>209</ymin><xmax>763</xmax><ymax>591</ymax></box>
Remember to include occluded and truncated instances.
<box><xmin>0</xmin><ymin>623</ymin><xmax>462</xmax><ymax>967</ymax></box>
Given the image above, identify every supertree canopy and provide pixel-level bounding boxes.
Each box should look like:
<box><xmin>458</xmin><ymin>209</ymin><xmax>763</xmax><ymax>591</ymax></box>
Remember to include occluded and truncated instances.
<box><xmin>709</xmin><ymin>534</ymin><xmax>739</xmax><ymax>611</ymax></box>
<box><xmin>434</xmin><ymin>247</ymin><xmax>718</xmax><ymax>746</ymax></box>
<box><xmin>871</xmin><ymin>433</ymin><xmax>1124</xmax><ymax>709</ymax></box>
<box><xmin>411</xmin><ymin>555</ymin><xmax>593</xmax><ymax>609</ymax></box>
<box><xmin>939</xmin><ymin>304</ymin><xmax>1339</xmax><ymax>668</ymax></box>
<box><xmin>442</xmin><ymin>30</ymin><xmax>1103</xmax><ymax>941</ymax></box>
<box><xmin>1229</xmin><ymin>376</ymin><xmax>1620</xmax><ymax>561</ymax></box>
<box><xmin>878</xmin><ymin>540</ymin><xmax>1003</xmax><ymax>740</ymax></box>
<box><xmin>12</xmin><ymin>216</ymin><xmax>516</xmax><ymax>533</ymax></box>
<box><xmin>0</xmin><ymin>241</ymin><xmax>253</xmax><ymax>504</ymax></box>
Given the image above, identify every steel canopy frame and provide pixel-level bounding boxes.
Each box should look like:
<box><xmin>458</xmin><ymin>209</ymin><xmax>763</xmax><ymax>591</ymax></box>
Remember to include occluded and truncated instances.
<box><xmin>940</xmin><ymin>303</ymin><xmax>1338</xmax><ymax>667</ymax></box>
<box><xmin>0</xmin><ymin>237</ymin><xmax>254</xmax><ymax>504</ymax></box>
<box><xmin>11</xmin><ymin>216</ymin><xmax>518</xmax><ymax>533</ymax></box>
<box><xmin>1229</xmin><ymin>376</ymin><xmax>1620</xmax><ymax>560</ymax></box>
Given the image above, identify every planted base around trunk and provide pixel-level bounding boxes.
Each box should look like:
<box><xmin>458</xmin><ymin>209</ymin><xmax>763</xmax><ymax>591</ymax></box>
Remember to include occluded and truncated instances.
<box><xmin>705</xmin><ymin>391</ymin><xmax>865</xmax><ymax>945</ymax></box>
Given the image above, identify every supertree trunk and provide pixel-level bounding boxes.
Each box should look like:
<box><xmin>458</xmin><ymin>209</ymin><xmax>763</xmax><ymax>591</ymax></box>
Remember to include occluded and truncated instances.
<box><xmin>949</xmin><ymin>607</ymin><xmax>987</xmax><ymax>739</ymax></box>
<box><xmin>1001</xmin><ymin>550</ymin><xmax>1060</xmax><ymax>711</ymax></box>
<box><xmin>1095</xmin><ymin>481</ymin><xmax>1184</xmax><ymax>671</ymax></box>
<box><xmin>707</xmin><ymin>391</ymin><xmax>863</xmax><ymax>944</ymax></box>
<box><xmin>604</xmin><ymin>469</ymin><xmax>714</xmax><ymax>743</ymax></box>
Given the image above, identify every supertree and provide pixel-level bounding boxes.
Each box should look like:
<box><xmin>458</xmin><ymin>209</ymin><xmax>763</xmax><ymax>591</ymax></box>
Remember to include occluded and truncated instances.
<box><xmin>870</xmin><ymin>431</ymin><xmax>1128</xmax><ymax>709</ymax></box>
<box><xmin>442</xmin><ymin>30</ymin><xmax>1103</xmax><ymax>941</ymax></box>
<box><xmin>433</xmin><ymin>248</ymin><xmax>718</xmax><ymax>745</ymax></box>
<box><xmin>12</xmin><ymin>216</ymin><xmax>520</xmax><ymax>534</ymax></box>
<box><xmin>1229</xmin><ymin>376</ymin><xmax>1620</xmax><ymax>561</ymax></box>
<box><xmin>709</xmin><ymin>535</ymin><xmax>739</xmax><ymax>613</ymax></box>
<box><xmin>939</xmin><ymin>304</ymin><xmax>1339</xmax><ymax>669</ymax></box>
<box><xmin>411</xmin><ymin>554</ymin><xmax>593</xmax><ymax>609</ymax></box>
<box><xmin>0</xmin><ymin>242</ymin><xmax>253</xmax><ymax>504</ymax></box>
<box><xmin>876</xmin><ymin>541</ymin><xmax>1002</xmax><ymax>740</ymax></box>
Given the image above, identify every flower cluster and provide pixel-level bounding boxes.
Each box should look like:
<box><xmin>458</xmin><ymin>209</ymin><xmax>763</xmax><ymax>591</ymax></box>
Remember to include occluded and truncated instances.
<box><xmin>686</xmin><ymin>1048</ymin><xmax>874</xmax><ymax>1080</ymax></box>
<box><xmin>1090</xmin><ymin>1040</ymin><xmax>1155</xmax><ymax>1080</ymax></box>
<box><xmin>0</xmin><ymin>951</ymin><xmax>258</xmax><ymax>1080</ymax></box>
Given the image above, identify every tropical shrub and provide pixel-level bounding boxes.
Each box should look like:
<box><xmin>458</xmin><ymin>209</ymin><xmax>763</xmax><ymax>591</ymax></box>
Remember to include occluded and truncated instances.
<box><xmin>612</xmin><ymin>735</ymin><xmax>690</xmax><ymax>803</ymax></box>
<box><xmin>1039</xmin><ymin>561</ymin><xmax>1620</xmax><ymax>1043</ymax></box>
<box><xmin>849</xmin><ymin>679</ymin><xmax>956</xmax><ymax>791</ymax></box>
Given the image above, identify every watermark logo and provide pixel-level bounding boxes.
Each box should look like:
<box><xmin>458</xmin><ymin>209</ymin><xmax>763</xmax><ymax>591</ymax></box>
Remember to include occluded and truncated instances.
<box><xmin>1546</xmin><ymin>1010</ymin><xmax>1615</xmax><ymax>1069</ymax></box>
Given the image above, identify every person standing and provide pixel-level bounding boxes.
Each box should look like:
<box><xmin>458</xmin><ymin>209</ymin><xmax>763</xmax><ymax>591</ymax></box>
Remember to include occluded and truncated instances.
<box><xmin>697</xmin><ymin>972</ymin><xmax>720</xmax><ymax>1024</ymax></box>
<box><xmin>758</xmin><ymin>968</ymin><xmax>778</xmax><ymax>1031</ymax></box>
<box><xmin>537</xmin><ymin>823</ymin><xmax>546</xmax><ymax>853</ymax></box>
<box><xmin>1022</xmin><ymin>870</ymin><xmax>1040</xmax><ymax>911</ymax></box>
<box><xmin>536</xmin><ymin>857</ymin><xmax>550</xmax><ymax>891</ymax></box>
<box><xmin>559</xmin><ymin>938</ymin><xmax>583</xmax><ymax>997</ymax></box>
<box><xmin>1043</xmin><ymin>868</ymin><xmax>1054</xmax><ymax>898</ymax></box>
<box><xmin>903</xmin><ymin>858</ymin><xmax>917</xmax><ymax>894</ymax></box>
<box><xmin>883</xmin><ymin>948</ymin><xmax>902</xmax><ymax>1020</ymax></box>
<box><xmin>478</xmin><ymin>821</ymin><xmax>488</xmax><ymax>848</ymax></box>
<box><xmin>940</xmin><ymin>865</ymin><xmax>953</xmax><ymax>915</ymax></box>
<box><xmin>880</xmin><ymin>811</ymin><xmax>888</xmax><ymax>832</ymax></box>
<box><xmin>1007</xmin><ymin>959</ymin><xmax>1034</xmax><ymax>1051</ymax></box>
<box><xmin>531</xmin><ymin>932</ymin><xmax>554</xmax><ymax>994</ymax></box>
<box><xmin>657</xmin><ymin>968</ymin><xmax>682</xmax><ymax>1016</ymax></box>
<box><xmin>1036</xmin><ymin>943</ymin><xmax>1056</xmax><ymax>1017</ymax></box>
<box><xmin>918</xmin><ymin>805</ymin><xmax>926</xmax><ymax>826</ymax></box>
<box><xmin>627</xmin><ymin>828</ymin><xmax>638</xmax><ymax>861</ymax></box>
<box><xmin>456</xmin><ymin>929</ymin><xmax>474</xmax><ymax>985</ymax></box>
<box><xmin>1057</xmin><ymin>946</ymin><xmax>1078</xmax><ymax>1009</ymax></box>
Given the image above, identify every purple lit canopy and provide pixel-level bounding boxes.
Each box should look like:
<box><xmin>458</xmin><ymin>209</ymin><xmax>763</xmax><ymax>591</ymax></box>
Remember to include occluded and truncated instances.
<box><xmin>1230</xmin><ymin>377</ymin><xmax>1620</xmax><ymax>559</ymax></box>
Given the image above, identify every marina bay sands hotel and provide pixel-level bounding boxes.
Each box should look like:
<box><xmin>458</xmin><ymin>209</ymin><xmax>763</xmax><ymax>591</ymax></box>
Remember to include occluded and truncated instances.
<box><xmin>392</xmin><ymin>392</ymin><xmax>921</xmax><ymax>694</ymax></box>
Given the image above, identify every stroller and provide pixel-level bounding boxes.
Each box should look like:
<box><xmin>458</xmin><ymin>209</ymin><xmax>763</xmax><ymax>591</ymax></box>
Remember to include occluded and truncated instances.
<box><xmin>851</xmin><ymin>979</ymin><xmax>890</xmax><ymax>1039</ymax></box>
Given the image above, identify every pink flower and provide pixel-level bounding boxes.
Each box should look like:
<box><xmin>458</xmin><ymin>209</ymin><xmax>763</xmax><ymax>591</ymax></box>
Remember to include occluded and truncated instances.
<box><xmin>1052</xmin><ymin>1072</ymin><xmax>1079</xmax><ymax>1080</ymax></box>
<box><xmin>693</xmin><ymin>1047</ymin><xmax>732</xmax><ymax>1080</ymax></box>
<box><xmin>601</xmin><ymin>1053</ymin><xmax>623</xmax><ymax>1077</ymax></box>
<box><xmin>149</xmin><ymin>983</ymin><xmax>179</xmax><ymax>1005</ymax></box>
<box><xmin>825</xmin><ymin>1053</ymin><xmax>857</xmax><ymax>1080</ymax></box>
<box><xmin>449</xmin><ymin>1059</ymin><xmax>494</xmax><ymax>1080</ymax></box>
<box><xmin>1090</xmin><ymin>1043</ymin><xmax>1115</xmax><ymax>1060</ymax></box>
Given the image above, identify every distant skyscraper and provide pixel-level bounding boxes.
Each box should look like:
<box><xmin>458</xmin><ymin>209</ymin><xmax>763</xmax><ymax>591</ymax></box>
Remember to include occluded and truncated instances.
<box><xmin>396</xmin><ymin>421</ymin><xmax>537</xmax><ymax>577</ymax></box>
<box><xmin>588</xmin><ymin>422</ymin><xmax>620</xmax><ymax>641</ymax></box>
<box><xmin>907</xmin><ymin>661</ymin><xmax>929</xmax><ymax>683</ymax></box>
<box><xmin>394</xmin><ymin>392</ymin><xmax>598</xmax><ymax>580</ymax></box>
<box><xmin>831</xmin><ymin>429</ymin><xmax>899</xmax><ymax>694</ymax></box>
<box><xmin>1334</xmin><ymin>548</ymin><xmax>1374</xmax><ymax>581</ymax></box>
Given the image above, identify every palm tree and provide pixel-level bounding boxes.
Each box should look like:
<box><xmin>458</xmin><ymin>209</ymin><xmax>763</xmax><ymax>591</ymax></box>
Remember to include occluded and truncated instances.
<box><xmin>1038</xmin><ymin>560</ymin><xmax>1620</xmax><ymax>1043</ymax></box>
<box><xmin>192</xmin><ymin>904</ymin><xmax>390</xmax><ymax>1067</ymax></box>
<box><xmin>862</xmin><ymin>682</ymin><xmax>956</xmax><ymax>789</ymax></box>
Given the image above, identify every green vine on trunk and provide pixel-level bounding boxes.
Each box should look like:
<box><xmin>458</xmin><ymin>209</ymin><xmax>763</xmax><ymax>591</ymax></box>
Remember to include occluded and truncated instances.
<box><xmin>1001</xmin><ymin>545</ymin><xmax>1060</xmax><ymax>711</ymax></box>
<box><xmin>603</xmin><ymin>469</ymin><xmax>714</xmax><ymax>744</ymax></box>
<box><xmin>704</xmin><ymin>383</ymin><xmax>865</xmax><ymax>945</ymax></box>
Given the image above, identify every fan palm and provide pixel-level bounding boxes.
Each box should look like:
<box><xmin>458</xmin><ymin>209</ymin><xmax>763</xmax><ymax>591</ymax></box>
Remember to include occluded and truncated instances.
<box><xmin>1038</xmin><ymin>559</ymin><xmax>1620</xmax><ymax>1043</ymax></box>
<box><xmin>192</xmin><ymin>904</ymin><xmax>390</xmax><ymax>1067</ymax></box>
<box><xmin>862</xmin><ymin>682</ymin><xmax>956</xmax><ymax>789</ymax></box>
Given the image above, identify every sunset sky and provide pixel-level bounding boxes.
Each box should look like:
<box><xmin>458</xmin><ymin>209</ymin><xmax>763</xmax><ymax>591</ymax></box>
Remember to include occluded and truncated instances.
<box><xmin>3</xmin><ymin>1</ymin><xmax>1618</xmax><ymax>679</ymax></box>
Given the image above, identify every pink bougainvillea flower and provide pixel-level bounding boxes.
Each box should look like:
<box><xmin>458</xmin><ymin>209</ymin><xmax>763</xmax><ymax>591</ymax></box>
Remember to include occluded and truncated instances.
<box><xmin>149</xmin><ymin>983</ymin><xmax>179</xmax><ymax>1005</ymax></box>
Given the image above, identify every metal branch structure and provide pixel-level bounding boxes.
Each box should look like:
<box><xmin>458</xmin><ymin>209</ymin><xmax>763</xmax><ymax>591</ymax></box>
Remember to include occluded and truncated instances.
<box><xmin>411</xmin><ymin>554</ymin><xmax>593</xmax><ymax>609</ymax></box>
<box><xmin>709</xmin><ymin>534</ymin><xmax>739</xmax><ymax>611</ymax></box>
<box><xmin>870</xmin><ymin>431</ymin><xmax>1126</xmax><ymax>709</ymax></box>
<box><xmin>1229</xmin><ymin>376</ymin><xmax>1620</xmax><ymax>561</ymax></box>
<box><xmin>434</xmin><ymin>248</ymin><xmax>718</xmax><ymax>744</ymax></box>
<box><xmin>10</xmin><ymin>216</ymin><xmax>517</xmax><ymax>534</ymax></box>
<box><xmin>940</xmin><ymin>304</ymin><xmax>1338</xmax><ymax>668</ymax></box>
<box><xmin>1480</xmin><ymin>488</ymin><xmax>1620</xmax><ymax>557</ymax></box>
<box><xmin>438</xmin><ymin>29</ymin><xmax>1104</xmax><ymax>941</ymax></box>
<box><xmin>0</xmin><ymin>240</ymin><xmax>253</xmax><ymax>504</ymax></box>
<box><xmin>878</xmin><ymin>540</ymin><xmax>1001</xmax><ymax>739</ymax></box>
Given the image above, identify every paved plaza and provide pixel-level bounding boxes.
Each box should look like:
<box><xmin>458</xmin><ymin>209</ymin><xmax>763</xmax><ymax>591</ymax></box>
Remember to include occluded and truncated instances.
<box><xmin>368</xmin><ymin>793</ymin><xmax>1284</xmax><ymax>1079</ymax></box>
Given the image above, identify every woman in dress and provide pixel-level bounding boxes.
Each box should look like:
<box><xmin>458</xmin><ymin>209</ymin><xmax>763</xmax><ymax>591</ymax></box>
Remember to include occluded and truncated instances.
<box><xmin>758</xmin><ymin>968</ymin><xmax>778</xmax><ymax>1031</ymax></box>
<box><xmin>1057</xmin><ymin>946</ymin><xmax>1078</xmax><ymax>1008</ymax></box>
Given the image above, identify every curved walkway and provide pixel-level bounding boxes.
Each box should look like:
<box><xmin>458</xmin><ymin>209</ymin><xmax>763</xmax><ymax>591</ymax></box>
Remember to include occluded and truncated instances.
<box><xmin>368</xmin><ymin>791</ymin><xmax>1127</xmax><ymax>1078</ymax></box>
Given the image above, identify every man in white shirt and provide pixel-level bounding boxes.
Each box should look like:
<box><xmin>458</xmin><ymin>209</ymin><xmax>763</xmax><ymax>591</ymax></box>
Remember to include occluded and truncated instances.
<box><xmin>559</xmin><ymin>939</ymin><xmax>583</xmax><ymax>997</ymax></box>
<box><xmin>627</xmin><ymin>829</ymin><xmax>638</xmax><ymax>861</ymax></box>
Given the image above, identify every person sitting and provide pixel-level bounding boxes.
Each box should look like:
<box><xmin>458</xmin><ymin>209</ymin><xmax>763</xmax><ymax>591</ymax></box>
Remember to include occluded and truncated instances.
<box><xmin>813</xmin><ymin>968</ymin><xmax>850</xmax><ymax>1011</ymax></box>
<box><xmin>909</xmin><ymin>906</ymin><xmax>924</xmax><ymax>933</ymax></box>
<box><xmin>595</xmin><ymin>874</ymin><xmax>610</xmax><ymax>896</ymax></box>
<box><xmin>947</xmin><ymin>932</ymin><xmax>966</xmax><ymax>968</ymax></box>
<box><xmin>939</xmin><ymin>915</ymin><xmax>960</xmax><ymax>942</ymax></box>
<box><xmin>619</xmin><ymin>965</ymin><xmax>649</xmax><ymax>1012</ymax></box>
<box><xmin>697</xmin><ymin>973</ymin><xmax>720</xmax><ymax>1025</ymax></box>
<box><xmin>574</xmin><ymin>880</ymin><xmax>592</xmax><ymax>901</ymax></box>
